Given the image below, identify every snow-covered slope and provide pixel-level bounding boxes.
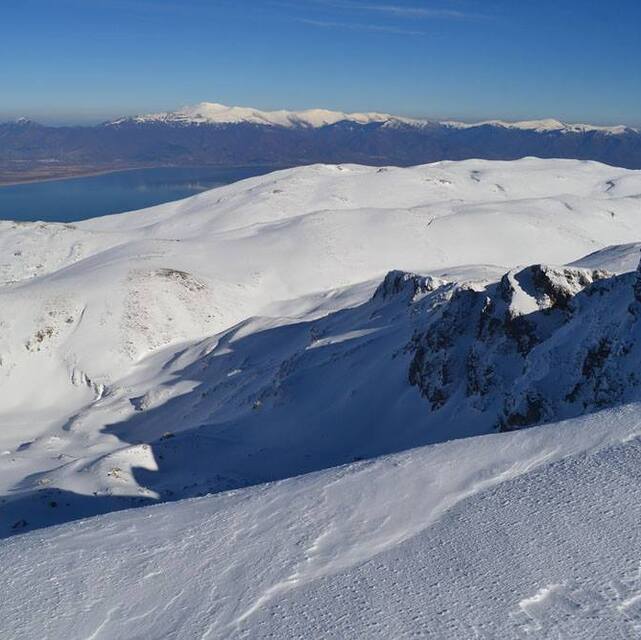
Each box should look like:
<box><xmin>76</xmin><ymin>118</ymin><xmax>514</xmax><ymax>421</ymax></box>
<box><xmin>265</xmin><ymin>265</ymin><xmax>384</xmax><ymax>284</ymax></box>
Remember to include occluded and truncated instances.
<box><xmin>110</xmin><ymin>101</ymin><xmax>636</xmax><ymax>134</ymax></box>
<box><xmin>2</xmin><ymin>158</ymin><xmax>641</xmax><ymax>537</ymax></box>
<box><xmin>4</xmin><ymin>406</ymin><xmax>641</xmax><ymax>639</ymax></box>
<box><xmin>3</xmin><ymin>157</ymin><xmax>641</xmax><ymax>638</ymax></box>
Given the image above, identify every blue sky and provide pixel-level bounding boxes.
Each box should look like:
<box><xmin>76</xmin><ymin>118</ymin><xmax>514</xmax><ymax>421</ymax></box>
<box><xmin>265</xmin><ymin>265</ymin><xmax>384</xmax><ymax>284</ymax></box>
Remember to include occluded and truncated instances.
<box><xmin>1</xmin><ymin>0</ymin><xmax>640</xmax><ymax>125</ymax></box>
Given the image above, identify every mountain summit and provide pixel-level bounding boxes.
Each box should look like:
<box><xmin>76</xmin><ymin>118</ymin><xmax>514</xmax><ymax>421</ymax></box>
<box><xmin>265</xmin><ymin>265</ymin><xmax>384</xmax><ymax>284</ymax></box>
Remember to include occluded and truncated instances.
<box><xmin>109</xmin><ymin>101</ymin><xmax>410</xmax><ymax>128</ymax></box>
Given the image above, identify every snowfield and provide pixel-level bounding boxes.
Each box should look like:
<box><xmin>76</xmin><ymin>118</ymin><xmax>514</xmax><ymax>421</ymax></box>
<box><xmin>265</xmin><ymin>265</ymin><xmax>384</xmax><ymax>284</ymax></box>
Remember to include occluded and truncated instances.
<box><xmin>5</xmin><ymin>407</ymin><xmax>641</xmax><ymax>639</ymax></box>
<box><xmin>2</xmin><ymin>158</ymin><xmax>641</xmax><ymax>638</ymax></box>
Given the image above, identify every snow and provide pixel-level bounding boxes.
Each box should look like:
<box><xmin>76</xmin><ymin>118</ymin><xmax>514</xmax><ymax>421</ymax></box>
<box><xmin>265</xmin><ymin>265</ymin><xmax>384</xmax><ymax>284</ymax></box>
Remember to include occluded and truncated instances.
<box><xmin>1</xmin><ymin>158</ymin><xmax>641</xmax><ymax>526</ymax></box>
<box><xmin>2</xmin><ymin>157</ymin><xmax>641</xmax><ymax>638</ymax></box>
<box><xmin>442</xmin><ymin>117</ymin><xmax>636</xmax><ymax>135</ymax></box>
<box><xmin>570</xmin><ymin>242</ymin><xmax>641</xmax><ymax>273</ymax></box>
<box><xmin>3</xmin><ymin>406</ymin><xmax>641</xmax><ymax>639</ymax></box>
<box><xmin>110</xmin><ymin>101</ymin><xmax>637</xmax><ymax>134</ymax></box>
<box><xmin>110</xmin><ymin>101</ymin><xmax>406</xmax><ymax>128</ymax></box>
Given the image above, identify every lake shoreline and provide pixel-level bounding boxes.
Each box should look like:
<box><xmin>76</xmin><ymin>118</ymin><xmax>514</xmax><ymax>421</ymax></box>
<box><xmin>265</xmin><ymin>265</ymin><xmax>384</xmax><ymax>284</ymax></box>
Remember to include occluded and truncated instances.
<box><xmin>0</xmin><ymin>164</ymin><xmax>286</xmax><ymax>223</ymax></box>
<box><xmin>0</xmin><ymin>165</ymin><xmax>154</xmax><ymax>187</ymax></box>
<box><xmin>0</xmin><ymin>163</ymin><xmax>288</xmax><ymax>188</ymax></box>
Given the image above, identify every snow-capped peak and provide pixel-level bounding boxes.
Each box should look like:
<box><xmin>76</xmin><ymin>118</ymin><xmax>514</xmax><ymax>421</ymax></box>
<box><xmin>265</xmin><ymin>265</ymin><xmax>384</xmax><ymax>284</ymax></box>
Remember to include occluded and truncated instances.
<box><xmin>109</xmin><ymin>101</ymin><xmax>411</xmax><ymax>128</ymax></box>
<box><xmin>7</xmin><ymin>116</ymin><xmax>39</xmax><ymax>127</ymax></box>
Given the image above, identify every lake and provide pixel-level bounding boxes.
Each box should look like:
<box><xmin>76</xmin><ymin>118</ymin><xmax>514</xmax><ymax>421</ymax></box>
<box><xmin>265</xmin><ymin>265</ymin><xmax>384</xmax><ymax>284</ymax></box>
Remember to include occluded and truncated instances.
<box><xmin>0</xmin><ymin>165</ymin><xmax>280</xmax><ymax>222</ymax></box>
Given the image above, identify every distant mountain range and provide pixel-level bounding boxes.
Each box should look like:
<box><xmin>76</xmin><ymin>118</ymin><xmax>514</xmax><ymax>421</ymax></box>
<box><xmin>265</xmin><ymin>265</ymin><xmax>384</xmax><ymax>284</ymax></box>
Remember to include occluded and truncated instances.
<box><xmin>109</xmin><ymin>102</ymin><xmax>637</xmax><ymax>135</ymax></box>
<box><xmin>2</xmin><ymin>101</ymin><xmax>641</xmax><ymax>183</ymax></box>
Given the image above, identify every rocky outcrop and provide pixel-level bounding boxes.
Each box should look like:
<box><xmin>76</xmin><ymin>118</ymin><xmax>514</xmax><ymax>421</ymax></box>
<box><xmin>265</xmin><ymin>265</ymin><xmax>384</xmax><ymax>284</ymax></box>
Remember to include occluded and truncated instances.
<box><xmin>372</xmin><ymin>270</ymin><xmax>442</xmax><ymax>304</ymax></box>
<box><xmin>634</xmin><ymin>254</ymin><xmax>641</xmax><ymax>303</ymax></box>
<box><xmin>408</xmin><ymin>261</ymin><xmax>641</xmax><ymax>430</ymax></box>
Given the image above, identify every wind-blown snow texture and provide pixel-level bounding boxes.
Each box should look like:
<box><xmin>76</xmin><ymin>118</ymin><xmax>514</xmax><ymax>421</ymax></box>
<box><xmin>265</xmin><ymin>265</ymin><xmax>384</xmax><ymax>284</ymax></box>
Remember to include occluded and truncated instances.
<box><xmin>2</xmin><ymin>158</ymin><xmax>641</xmax><ymax>639</ymax></box>
<box><xmin>5</xmin><ymin>409</ymin><xmax>641</xmax><ymax>639</ymax></box>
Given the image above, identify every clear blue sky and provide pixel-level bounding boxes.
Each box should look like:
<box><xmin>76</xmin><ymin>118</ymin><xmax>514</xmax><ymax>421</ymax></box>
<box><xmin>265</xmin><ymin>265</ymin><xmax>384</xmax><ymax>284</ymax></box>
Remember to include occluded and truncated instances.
<box><xmin>2</xmin><ymin>0</ymin><xmax>640</xmax><ymax>126</ymax></box>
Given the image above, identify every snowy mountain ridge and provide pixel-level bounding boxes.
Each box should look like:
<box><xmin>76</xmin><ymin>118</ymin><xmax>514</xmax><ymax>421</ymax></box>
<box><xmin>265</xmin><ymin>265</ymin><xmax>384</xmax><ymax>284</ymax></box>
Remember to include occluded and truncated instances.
<box><xmin>410</xmin><ymin>262</ymin><xmax>641</xmax><ymax>430</ymax></box>
<box><xmin>108</xmin><ymin>101</ymin><xmax>406</xmax><ymax>128</ymax></box>
<box><xmin>6</xmin><ymin>108</ymin><xmax>641</xmax><ymax>188</ymax></box>
<box><xmin>440</xmin><ymin>117</ymin><xmax>636</xmax><ymax>135</ymax></box>
<box><xmin>109</xmin><ymin>100</ymin><xmax>637</xmax><ymax>134</ymax></box>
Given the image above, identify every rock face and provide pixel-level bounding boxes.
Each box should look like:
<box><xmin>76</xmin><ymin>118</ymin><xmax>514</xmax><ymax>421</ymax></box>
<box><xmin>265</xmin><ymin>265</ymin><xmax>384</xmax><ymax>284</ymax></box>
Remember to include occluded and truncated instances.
<box><xmin>408</xmin><ymin>261</ymin><xmax>641</xmax><ymax>430</ymax></box>
<box><xmin>371</xmin><ymin>270</ymin><xmax>442</xmax><ymax>304</ymax></box>
<box><xmin>634</xmin><ymin>254</ymin><xmax>641</xmax><ymax>303</ymax></box>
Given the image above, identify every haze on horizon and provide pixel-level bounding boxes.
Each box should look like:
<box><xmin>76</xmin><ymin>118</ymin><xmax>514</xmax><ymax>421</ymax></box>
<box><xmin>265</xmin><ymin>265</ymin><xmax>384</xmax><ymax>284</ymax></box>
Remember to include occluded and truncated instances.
<box><xmin>2</xmin><ymin>0</ymin><xmax>641</xmax><ymax>127</ymax></box>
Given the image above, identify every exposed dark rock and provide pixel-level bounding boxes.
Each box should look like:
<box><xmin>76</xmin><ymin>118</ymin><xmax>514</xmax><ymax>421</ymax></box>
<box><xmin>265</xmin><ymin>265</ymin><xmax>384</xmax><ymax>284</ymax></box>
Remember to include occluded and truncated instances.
<box><xmin>372</xmin><ymin>270</ymin><xmax>439</xmax><ymax>304</ymax></box>
<box><xmin>408</xmin><ymin>261</ymin><xmax>641</xmax><ymax>430</ymax></box>
<box><xmin>634</xmin><ymin>253</ymin><xmax>641</xmax><ymax>303</ymax></box>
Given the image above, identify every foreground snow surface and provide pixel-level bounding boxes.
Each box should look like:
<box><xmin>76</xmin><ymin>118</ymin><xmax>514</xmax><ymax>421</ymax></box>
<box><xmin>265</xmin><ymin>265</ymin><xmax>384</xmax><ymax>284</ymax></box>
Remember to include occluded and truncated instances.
<box><xmin>3</xmin><ymin>158</ymin><xmax>641</xmax><ymax>638</ymax></box>
<box><xmin>4</xmin><ymin>406</ymin><xmax>641</xmax><ymax>639</ymax></box>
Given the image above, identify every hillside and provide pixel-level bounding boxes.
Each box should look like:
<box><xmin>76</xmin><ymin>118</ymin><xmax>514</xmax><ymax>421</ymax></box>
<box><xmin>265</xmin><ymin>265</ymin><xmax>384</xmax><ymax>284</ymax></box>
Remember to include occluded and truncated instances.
<box><xmin>1</xmin><ymin>157</ymin><xmax>641</xmax><ymax>535</ymax></box>
<box><xmin>2</xmin><ymin>158</ymin><xmax>641</xmax><ymax>638</ymax></box>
